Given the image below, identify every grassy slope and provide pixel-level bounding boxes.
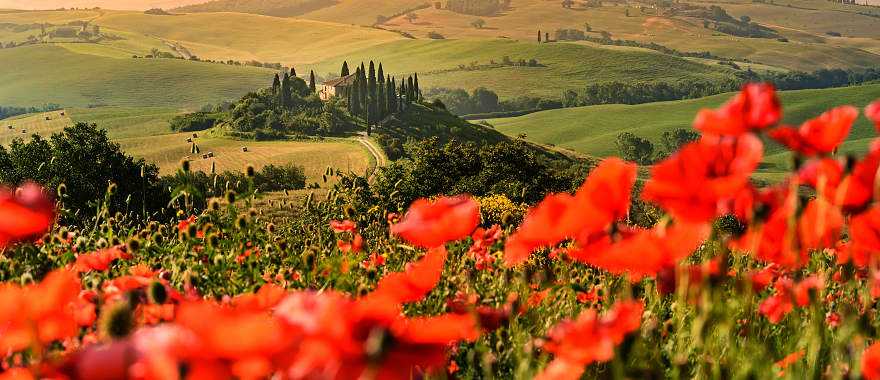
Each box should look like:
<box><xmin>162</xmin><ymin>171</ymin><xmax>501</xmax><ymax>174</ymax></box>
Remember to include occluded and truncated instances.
<box><xmin>380</xmin><ymin>0</ymin><xmax>880</xmax><ymax>72</ymax></box>
<box><xmin>0</xmin><ymin>44</ymin><xmax>274</xmax><ymax>108</ymax></box>
<box><xmin>298</xmin><ymin>0</ymin><xmax>431</xmax><ymax>26</ymax></box>
<box><xmin>0</xmin><ymin>108</ymin><xmax>372</xmax><ymax>182</ymax></box>
<box><xmin>175</xmin><ymin>0</ymin><xmax>336</xmax><ymax>17</ymax></box>
<box><xmin>92</xmin><ymin>11</ymin><xmax>403</xmax><ymax>65</ymax></box>
<box><xmin>308</xmin><ymin>38</ymin><xmax>735</xmax><ymax>99</ymax></box>
<box><xmin>0</xmin><ymin>1</ymin><xmax>206</xmax><ymax>10</ymax></box>
<box><xmin>486</xmin><ymin>84</ymin><xmax>880</xmax><ymax>177</ymax></box>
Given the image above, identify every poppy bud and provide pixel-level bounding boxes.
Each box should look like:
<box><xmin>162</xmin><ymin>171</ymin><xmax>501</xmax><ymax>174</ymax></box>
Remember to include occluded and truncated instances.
<box><xmin>56</xmin><ymin>183</ymin><xmax>67</xmax><ymax>198</ymax></box>
<box><xmin>107</xmin><ymin>182</ymin><xmax>117</xmax><ymax>196</ymax></box>
<box><xmin>208</xmin><ymin>198</ymin><xmax>221</xmax><ymax>211</ymax></box>
<box><xmin>147</xmin><ymin>281</ymin><xmax>168</xmax><ymax>304</ymax></box>
<box><xmin>180</xmin><ymin>160</ymin><xmax>191</xmax><ymax>172</ymax></box>
<box><xmin>343</xmin><ymin>205</ymin><xmax>356</xmax><ymax>218</ymax></box>
<box><xmin>248</xmin><ymin>208</ymin><xmax>258</xmax><ymax>218</ymax></box>
<box><xmin>126</xmin><ymin>238</ymin><xmax>141</xmax><ymax>253</ymax></box>
<box><xmin>225</xmin><ymin>190</ymin><xmax>236</xmax><ymax>204</ymax></box>
<box><xmin>236</xmin><ymin>215</ymin><xmax>249</xmax><ymax>230</ymax></box>
<box><xmin>96</xmin><ymin>238</ymin><xmax>109</xmax><ymax>249</ymax></box>
<box><xmin>267</xmin><ymin>223</ymin><xmax>276</xmax><ymax>234</ymax></box>
<box><xmin>246</xmin><ymin>164</ymin><xmax>255</xmax><ymax>177</ymax></box>
<box><xmin>206</xmin><ymin>232</ymin><xmax>220</xmax><ymax>248</ymax></box>
<box><xmin>99</xmin><ymin>302</ymin><xmax>134</xmax><ymax>340</ymax></box>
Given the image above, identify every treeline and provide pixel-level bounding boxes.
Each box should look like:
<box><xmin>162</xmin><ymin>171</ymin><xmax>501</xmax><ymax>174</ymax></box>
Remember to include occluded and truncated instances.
<box><xmin>562</xmin><ymin>67</ymin><xmax>880</xmax><ymax>108</ymax></box>
<box><xmin>0</xmin><ymin>104</ymin><xmax>61</xmax><ymax>120</ymax></box>
<box><xmin>340</xmin><ymin>61</ymin><xmax>421</xmax><ymax>131</ymax></box>
<box><xmin>616</xmin><ymin>129</ymin><xmax>700</xmax><ymax>165</ymax></box>
<box><xmin>446</xmin><ymin>0</ymin><xmax>510</xmax><ymax>15</ymax></box>
<box><xmin>560</xmin><ymin>31</ymin><xmax>729</xmax><ymax>61</ymax></box>
<box><xmin>424</xmin><ymin>87</ymin><xmax>561</xmax><ymax>116</ymax></box>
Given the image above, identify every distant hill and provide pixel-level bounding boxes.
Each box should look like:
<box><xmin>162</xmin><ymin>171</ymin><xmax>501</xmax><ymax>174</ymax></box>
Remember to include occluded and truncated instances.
<box><xmin>174</xmin><ymin>0</ymin><xmax>335</xmax><ymax>17</ymax></box>
<box><xmin>0</xmin><ymin>0</ymin><xmax>206</xmax><ymax>10</ymax></box>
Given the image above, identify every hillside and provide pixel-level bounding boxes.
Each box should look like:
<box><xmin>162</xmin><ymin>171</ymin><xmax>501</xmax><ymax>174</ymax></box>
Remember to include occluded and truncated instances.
<box><xmin>0</xmin><ymin>107</ymin><xmax>373</xmax><ymax>182</ymax></box>
<box><xmin>91</xmin><ymin>11</ymin><xmax>404</xmax><ymax>64</ymax></box>
<box><xmin>0</xmin><ymin>0</ymin><xmax>206</xmax><ymax>10</ymax></box>
<box><xmin>307</xmin><ymin>38</ymin><xmax>737</xmax><ymax>99</ymax></box>
<box><xmin>175</xmin><ymin>0</ymin><xmax>336</xmax><ymax>17</ymax></box>
<box><xmin>380</xmin><ymin>0</ymin><xmax>880</xmax><ymax>72</ymax></box>
<box><xmin>298</xmin><ymin>0</ymin><xmax>431</xmax><ymax>26</ymax></box>
<box><xmin>0</xmin><ymin>44</ymin><xmax>274</xmax><ymax>108</ymax></box>
<box><xmin>485</xmin><ymin>84</ymin><xmax>880</xmax><ymax>178</ymax></box>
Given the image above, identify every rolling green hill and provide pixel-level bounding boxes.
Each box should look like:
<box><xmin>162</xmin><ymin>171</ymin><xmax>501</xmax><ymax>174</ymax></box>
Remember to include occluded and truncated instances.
<box><xmin>298</xmin><ymin>0</ymin><xmax>430</xmax><ymax>26</ymax></box>
<box><xmin>308</xmin><ymin>38</ymin><xmax>737</xmax><ymax>99</ymax></box>
<box><xmin>486</xmin><ymin>84</ymin><xmax>880</xmax><ymax>178</ymax></box>
<box><xmin>0</xmin><ymin>44</ymin><xmax>274</xmax><ymax>108</ymax></box>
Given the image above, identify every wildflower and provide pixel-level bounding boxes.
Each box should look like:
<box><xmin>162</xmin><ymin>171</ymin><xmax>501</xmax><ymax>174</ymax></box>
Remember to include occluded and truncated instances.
<box><xmin>0</xmin><ymin>269</ymin><xmax>81</xmax><ymax>353</ymax></box>
<box><xmin>330</xmin><ymin>219</ymin><xmax>357</xmax><ymax>233</ymax></box>
<box><xmin>74</xmin><ymin>246</ymin><xmax>132</xmax><ymax>273</ymax></box>
<box><xmin>366</xmin><ymin>247</ymin><xmax>447</xmax><ymax>304</ymax></box>
<box><xmin>774</xmin><ymin>350</ymin><xmax>804</xmax><ymax>377</ymax></box>
<box><xmin>337</xmin><ymin>233</ymin><xmax>364</xmax><ymax>253</ymax></box>
<box><xmin>867</xmin><ymin>100</ymin><xmax>880</xmax><ymax>132</ymax></box>
<box><xmin>360</xmin><ymin>252</ymin><xmax>386</xmax><ymax>270</ymax></box>
<box><xmin>535</xmin><ymin>301</ymin><xmax>644</xmax><ymax>380</ymax></box>
<box><xmin>391</xmin><ymin>195</ymin><xmax>480</xmax><ymax>248</ymax></box>
<box><xmin>693</xmin><ymin>83</ymin><xmax>781</xmax><ymax>135</ymax></box>
<box><xmin>505</xmin><ymin>158</ymin><xmax>636</xmax><ymax>266</ymax></box>
<box><xmin>768</xmin><ymin>106</ymin><xmax>859</xmax><ymax>156</ymax></box>
<box><xmin>643</xmin><ymin>133</ymin><xmax>763</xmax><ymax>223</ymax></box>
<box><xmin>0</xmin><ymin>182</ymin><xmax>55</xmax><ymax>248</ymax></box>
<box><xmin>864</xmin><ymin>342</ymin><xmax>880</xmax><ymax>380</ymax></box>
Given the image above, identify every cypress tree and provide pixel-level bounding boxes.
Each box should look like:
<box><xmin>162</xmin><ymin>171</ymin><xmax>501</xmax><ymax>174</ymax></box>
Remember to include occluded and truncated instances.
<box><xmin>377</xmin><ymin>63</ymin><xmax>384</xmax><ymax>85</ymax></box>
<box><xmin>414</xmin><ymin>73</ymin><xmax>421</xmax><ymax>101</ymax></box>
<box><xmin>385</xmin><ymin>74</ymin><xmax>394</xmax><ymax>116</ymax></box>
<box><xmin>341</xmin><ymin>61</ymin><xmax>350</xmax><ymax>77</ymax></box>
<box><xmin>407</xmin><ymin>76</ymin><xmax>415</xmax><ymax>103</ymax></box>
<box><xmin>290</xmin><ymin>67</ymin><xmax>297</xmax><ymax>78</ymax></box>
<box><xmin>272</xmin><ymin>73</ymin><xmax>280</xmax><ymax>94</ymax></box>
<box><xmin>368</xmin><ymin>61</ymin><xmax>377</xmax><ymax>123</ymax></box>
<box><xmin>350</xmin><ymin>69</ymin><xmax>362</xmax><ymax>116</ymax></box>
<box><xmin>309</xmin><ymin>70</ymin><xmax>317</xmax><ymax>92</ymax></box>
<box><xmin>358</xmin><ymin>65</ymin><xmax>368</xmax><ymax>119</ymax></box>
<box><xmin>377</xmin><ymin>74</ymin><xmax>386</xmax><ymax>119</ymax></box>
<box><xmin>280</xmin><ymin>73</ymin><xmax>291</xmax><ymax>109</ymax></box>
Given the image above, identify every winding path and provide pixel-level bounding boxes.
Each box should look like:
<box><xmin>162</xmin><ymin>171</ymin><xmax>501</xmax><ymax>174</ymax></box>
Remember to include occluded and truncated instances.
<box><xmin>354</xmin><ymin>134</ymin><xmax>387</xmax><ymax>180</ymax></box>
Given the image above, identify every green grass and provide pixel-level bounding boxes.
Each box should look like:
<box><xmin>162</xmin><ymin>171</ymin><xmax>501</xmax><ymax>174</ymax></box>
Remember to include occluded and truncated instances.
<box><xmin>0</xmin><ymin>44</ymin><xmax>274</xmax><ymax>109</ymax></box>
<box><xmin>69</xmin><ymin>106</ymin><xmax>181</xmax><ymax>139</ymax></box>
<box><xmin>486</xmin><ymin>84</ymin><xmax>880</xmax><ymax>178</ymax></box>
<box><xmin>308</xmin><ymin>38</ymin><xmax>736</xmax><ymax>99</ymax></box>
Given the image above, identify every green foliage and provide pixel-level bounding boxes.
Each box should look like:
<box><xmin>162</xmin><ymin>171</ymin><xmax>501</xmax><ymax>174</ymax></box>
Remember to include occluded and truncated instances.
<box><xmin>0</xmin><ymin>122</ymin><xmax>166</xmax><ymax>222</ymax></box>
<box><xmin>616</xmin><ymin>132</ymin><xmax>655</xmax><ymax>165</ymax></box>
<box><xmin>169</xmin><ymin>112</ymin><xmax>221</xmax><ymax>132</ymax></box>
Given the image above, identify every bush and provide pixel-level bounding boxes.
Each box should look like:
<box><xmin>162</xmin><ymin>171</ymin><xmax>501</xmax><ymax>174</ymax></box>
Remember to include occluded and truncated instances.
<box><xmin>169</xmin><ymin>112</ymin><xmax>221</xmax><ymax>132</ymax></box>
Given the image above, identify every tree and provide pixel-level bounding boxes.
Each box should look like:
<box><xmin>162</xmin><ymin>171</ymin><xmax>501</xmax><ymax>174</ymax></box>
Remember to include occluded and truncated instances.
<box><xmin>405</xmin><ymin>12</ymin><xmax>418</xmax><ymax>23</ymax></box>
<box><xmin>368</xmin><ymin>61</ymin><xmax>377</xmax><ymax>123</ymax></box>
<box><xmin>279</xmin><ymin>73</ymin><xmax>291</xmax><ymax>108</ymax></box>
<box><xmin>341</xmin><ymin>61</ymin><xmax>350</xmax><ymax>77</ymax></box>
<box><xmin>615</xmin><ymin>132</ymin><xmax>654</xmax><ymax>164</ymax></box>
<box><xmin>290</xmin><ymin>67</ymin><xmax>297</xmax><ymax>78</ymax></box>
<box><xmin>661</xmin><ymin>128</ymin><xmax>700</xmax><ymax>153</ymax></box>
<box><xmin>414</xmin><ymin>73</ymin><xmax>421</xmax><ymax>101</ymax></box>
<box><xmin>472</xmin><ymin>19</ymin><xmax>486</xmax><ymax>28</ymax></box>
<box><xmin>309</xmin><ymin>71</ymin><xmax>317</xmax><ymax>93</ymax></box>
<box><xmin>272</xmin><ymin>74</ymin><xmax>281</xmax><ymax>94</ymax></box>
<box><xmin>0</xmin><ymin>123</ymin><xmax>166</xmax><ymax>222</ymax></box>
<box><xmin>472</xmin><ymin>87</ymin><xmax>499</xmax><ymax>111</ymax></box>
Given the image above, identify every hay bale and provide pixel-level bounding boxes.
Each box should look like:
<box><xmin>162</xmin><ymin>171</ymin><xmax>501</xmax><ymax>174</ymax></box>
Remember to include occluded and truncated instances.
<box><xmin>202</xmin><ymin>154</ymin><xmax>209</xmax><ymax>159</ymax></box>
<box><xmin>60</xmin><ymin>112</ymin><xmax>65</xmax><ymax>116</ymax></box>
<box><xmin>45</xmin><ymin>117</ymin><xmax>50</xmax><ymax>121</ymax></box>
<box><xmin>7</xmin><ymin>125</ymin><xmax>12</xmax><ymax>130</ymax></box>
<box><xmin>207</xmin><ymin>152</ymin><xmax>214</xmax><ymax>158</ymax></box>
<box><xmin>192</xmin><ymin>133</ymin><xmax>198</xmax><ymax>138</ymax></box>
<box><xmin>186</xmin><ymin>138</ymin><xmax>192</xmax><ymax>143</ymax></box>
<box><xmin>241</xmin><ymin>147</ymin><xmax>248</xmax><ymax>152</ymax></box>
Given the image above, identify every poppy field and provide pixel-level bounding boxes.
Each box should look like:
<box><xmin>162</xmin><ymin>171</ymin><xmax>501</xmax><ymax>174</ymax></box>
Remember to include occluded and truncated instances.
<box><xmin>4</xmin><ymin>85</ymin><xmax>880</xmax><ymax>379</ymax></box>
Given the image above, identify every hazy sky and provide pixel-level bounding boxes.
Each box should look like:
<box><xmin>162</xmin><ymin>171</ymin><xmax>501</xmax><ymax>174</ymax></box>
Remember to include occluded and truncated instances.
<box><xmin>0</xmin><ymin>0</ymin><xmax>206</xmax><ymax>10</ymax></box>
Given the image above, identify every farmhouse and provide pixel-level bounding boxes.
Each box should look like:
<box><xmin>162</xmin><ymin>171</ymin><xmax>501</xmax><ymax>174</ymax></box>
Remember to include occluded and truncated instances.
<box><xmin>319</xmin><ymin>74</ymin><xmax>356</xmax><ymax>101</ymax></box>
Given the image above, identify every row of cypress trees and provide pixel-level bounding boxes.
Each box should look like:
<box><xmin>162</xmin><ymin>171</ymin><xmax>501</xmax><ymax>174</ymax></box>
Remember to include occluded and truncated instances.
<box><xmin>340</xmin><ymin>61</ymin><xmax>422</xmax><ymax>128</ymax></box>
<box><xmin>270</xmin><ymin>67</ymin><xmax>317</xmax><ymax>110</ymax></box>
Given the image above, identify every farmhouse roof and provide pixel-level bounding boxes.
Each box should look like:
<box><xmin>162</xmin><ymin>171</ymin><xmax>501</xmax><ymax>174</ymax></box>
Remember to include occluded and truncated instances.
<box><xmin>322</xmin><ymin>74</ymin><xmax>357</xmax><ymax>87</ymax></box>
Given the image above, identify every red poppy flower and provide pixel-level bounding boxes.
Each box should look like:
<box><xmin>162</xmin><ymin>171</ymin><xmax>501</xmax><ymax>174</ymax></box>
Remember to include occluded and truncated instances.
<box><xmin>504</xmin><ymin>158</ymin><xmax>637</xmax><ymax>266</ymax></box>
<box><xmin>391</xmin><ymin>195</ymin><xmax>480</xmax><ymax>248</ymax></box>
<box><xmin>568</xmin><ymin>222</ymin><xmax>710</xmax><ymax>280</ymax></box>
<box><xmin>838</xmin><ymin>146</ymin><xmax>880</xmax><ymax>210</ymax></box>
<box><xmin>231</xmin><ymin>283</ymin><xmax>287</xmax><ymax>311</ymax></box>
<box><xmin>535</xmin><ymin>301</ymin><xmax>643</xmax><ymax>380</ymax></box>
<box><xmin>847</xmin><ymin>205</ymin><xmax>880</xmax><ymax>267</ymax></box>
<box><xmin>643</xmin><ymin>134</ymin><xmax>763</xmax><ymax>222</ymax></box>
<box><xmin>0</xmin><ymin>269</ymin><xmax>81</xmax><ymax>353</ymax></box>
<box><xmin>174</xmin><ymin>301</ymin><xmax>292</xmax><ymax>360</ymax></box>
<box><xmin>759</xmin><ymin>278</ymin><xmax>794</xmax><ymax>324</ymax></box>
<box><xmin>330</xmin><ymin>220</ymin><xmax>357</xmax><ymax>233</ymax></box>
<box><xmin>337</xmin><ymin>233</ymin><xmax>364</xmax><ymax>253</ymax></box>
<box><xmin>693</xmin><ymin>83</ymin><xmax>781</xmax><ymax>135</ymax></box>
<box><xmin>768</xmin><ymin>106</ymin><xmax>859</xmax><ymax>156</ymax></box>
<box><xmin>366</xmin><ymin>247</ymin><xmax>448</xmax><ymax>304</ymax></box>
<box><xmin>74</xmin><ymin>246</ymin><xmax>132</xmax><ymax>273</ymax></box>
<box><xmin>864</xmin><ymin>342</ymin><xmax>880</xmax><ymax>380</ymax></box>
<box><xmin>0</xmin><ymin>183</ymin><xmax>54</xmax><ymax>248</ymax></box>
<box><xmin>867</xmin><ymin>100</ymin><xmax>880</xmax><ymax>133</ymax></box>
